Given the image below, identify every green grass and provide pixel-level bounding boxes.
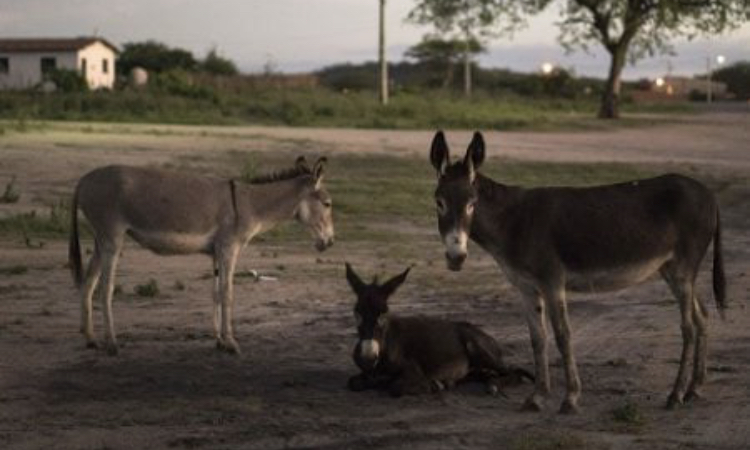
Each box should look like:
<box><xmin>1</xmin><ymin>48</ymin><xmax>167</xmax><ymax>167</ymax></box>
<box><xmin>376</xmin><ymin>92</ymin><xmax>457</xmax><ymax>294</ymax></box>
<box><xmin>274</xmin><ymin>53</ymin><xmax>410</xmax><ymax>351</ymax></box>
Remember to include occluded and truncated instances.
<box><xmin>0</xmin><ymin>151</ymin><xmax>729</xmax><ymax>247</ymax></box>
<box><xmin>134</xmin><ymin>279</ymin><xmax>160</xmax><ymax>298</ymax></box>
<box><xmin>0</xmin><ymin>88</ymin><xmax>694</xmax><ymax>131</ymax></box>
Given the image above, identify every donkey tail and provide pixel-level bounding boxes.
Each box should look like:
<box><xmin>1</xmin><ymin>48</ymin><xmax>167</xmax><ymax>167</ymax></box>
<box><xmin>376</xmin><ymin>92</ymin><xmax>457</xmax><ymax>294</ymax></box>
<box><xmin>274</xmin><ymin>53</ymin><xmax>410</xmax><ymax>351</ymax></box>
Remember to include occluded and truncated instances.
<box><xmin>713</xmin><ymin>207</ymin><xmax>726</xmax><ymax>320</ymax></box>
<box><xmin>68</xmin><ymin>184</ymin><xmax>83</xmax><ymax>289</ymax></box>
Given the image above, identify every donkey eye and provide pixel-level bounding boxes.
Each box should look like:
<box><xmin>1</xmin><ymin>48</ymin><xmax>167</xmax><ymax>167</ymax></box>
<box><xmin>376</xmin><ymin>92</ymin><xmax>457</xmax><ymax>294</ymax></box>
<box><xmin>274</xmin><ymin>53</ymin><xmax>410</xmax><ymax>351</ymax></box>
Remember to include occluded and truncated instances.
<box><xmin>435</xmin><ymin>198</ymin><xmax>447</xmax><ymax>216</ymax></box>
<box><xmin>323</xmin><ymin>201</ymin><xmax>332</xmax><ymax>208</ymax></box>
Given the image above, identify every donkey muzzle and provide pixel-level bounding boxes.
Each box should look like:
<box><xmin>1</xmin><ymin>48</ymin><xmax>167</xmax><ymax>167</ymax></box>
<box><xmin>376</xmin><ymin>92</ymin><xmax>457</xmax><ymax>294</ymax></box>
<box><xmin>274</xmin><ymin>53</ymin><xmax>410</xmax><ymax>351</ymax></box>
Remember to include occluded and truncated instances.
<box><xmin>445</xmin><ymin>252</ymin><xmax>466</xmax><ymax>271</ymax></box>
<box><xmin>315</xmin><ymin>237</ymin><xmax>334</xmax><ymax>252</ymax></box>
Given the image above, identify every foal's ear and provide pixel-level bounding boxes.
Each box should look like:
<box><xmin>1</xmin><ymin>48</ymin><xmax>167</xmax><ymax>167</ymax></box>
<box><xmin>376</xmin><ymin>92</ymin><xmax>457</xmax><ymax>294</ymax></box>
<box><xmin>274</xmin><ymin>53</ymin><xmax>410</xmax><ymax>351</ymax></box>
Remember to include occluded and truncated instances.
<box><xmin>312</xmin><ymin>157</ymin><xmax>327</xmax><ymax>189</ymax></box>
<box><xmin>345</xmin><ymin>262</ymin><xmax>366</xmax><ymax>295</ymax></box>
<box><xmin>381</xmin><ymin>266</ymin><xmax>411</xmax><ymax>298</ymax></box>
<box><xmin>464</xmin><ymin>131</ymin><xmax>485</xmax><ymax>182</ymax></box>
<box><xmin>430</xmin><ymin>130</ymin><xmax>450</xmax><ymax>176</ymax></box>
<box><xmin>295</xmin><ymin>156</ymin><xmax>310</xmax><ymax>171</ymax></box>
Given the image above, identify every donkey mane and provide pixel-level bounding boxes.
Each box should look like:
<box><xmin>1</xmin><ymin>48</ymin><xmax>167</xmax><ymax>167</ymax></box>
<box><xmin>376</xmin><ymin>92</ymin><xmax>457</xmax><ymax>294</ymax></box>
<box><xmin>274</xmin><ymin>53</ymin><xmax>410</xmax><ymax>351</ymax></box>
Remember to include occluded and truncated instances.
<box><xmin>247</xmin><ymin>165</ymin><xmax>311</xmax><ymax>185</ymax></box>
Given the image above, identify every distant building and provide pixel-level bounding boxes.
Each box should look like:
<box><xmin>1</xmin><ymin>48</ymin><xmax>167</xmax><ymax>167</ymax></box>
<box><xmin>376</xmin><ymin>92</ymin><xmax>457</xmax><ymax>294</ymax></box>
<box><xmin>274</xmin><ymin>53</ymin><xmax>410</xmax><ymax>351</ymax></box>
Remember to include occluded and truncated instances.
<box><xmin>0</xmin><ymin>37</ymin><xmax>118</xmax><ymax>90</ymax></box>
<box><xmin>655</xmin><ymin>76</ymin><xmax>728</xmax><ymax>98</ymax></box>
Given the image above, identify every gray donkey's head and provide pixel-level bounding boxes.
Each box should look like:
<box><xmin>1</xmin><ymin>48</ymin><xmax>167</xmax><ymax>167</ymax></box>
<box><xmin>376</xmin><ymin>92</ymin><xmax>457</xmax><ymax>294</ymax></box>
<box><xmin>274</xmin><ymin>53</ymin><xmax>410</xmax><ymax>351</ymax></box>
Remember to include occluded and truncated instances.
<box><xmin>295</xmin><ymin>157</ymin><xmax>334</xmax><ymax>251</ymax></box>
<box><xmin>430</xmin><ymin>131</ymin><xmax>485</xmax><ymax>271</ymax></box>
<box><xmin>345</xmin><ymin>263</ymin><xmax>410</xmax><ymax>370</ymax></box>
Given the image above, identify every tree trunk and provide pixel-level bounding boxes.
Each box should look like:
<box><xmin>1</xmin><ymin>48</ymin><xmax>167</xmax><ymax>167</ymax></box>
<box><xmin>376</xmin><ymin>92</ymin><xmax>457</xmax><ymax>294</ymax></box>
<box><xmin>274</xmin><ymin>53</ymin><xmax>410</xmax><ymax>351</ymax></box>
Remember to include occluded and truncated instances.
<box><xmin>599</xmin><ymin>46</ymin><xmax>627</xmax><ymax>119</ymax></box>
<box><xmin>463</xmin><ymin>41</ymin><xmax>471</xmax><ymax>97</ymax></box>
<box><xmin>378</xmin><ymin>0</ymin><xmax>388</xmax><ymax>105</ymax></box>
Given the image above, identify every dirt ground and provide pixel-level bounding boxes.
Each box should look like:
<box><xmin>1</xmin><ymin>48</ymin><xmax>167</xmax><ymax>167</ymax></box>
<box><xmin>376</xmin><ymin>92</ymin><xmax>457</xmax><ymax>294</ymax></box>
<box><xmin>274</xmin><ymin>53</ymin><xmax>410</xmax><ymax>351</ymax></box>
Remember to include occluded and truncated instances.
<box><xmin>0</xmin><ymin>112</ymin><xmax>749</xmax><ymax>450</ymax></box>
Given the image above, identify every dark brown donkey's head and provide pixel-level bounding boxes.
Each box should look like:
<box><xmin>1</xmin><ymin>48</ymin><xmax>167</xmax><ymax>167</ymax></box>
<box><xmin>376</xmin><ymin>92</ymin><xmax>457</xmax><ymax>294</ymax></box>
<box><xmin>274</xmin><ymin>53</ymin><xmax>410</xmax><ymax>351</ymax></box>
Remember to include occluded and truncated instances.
<box><xmin>430</xmin><ymin>130</ymin><xmax>486</xmax><ymax>271</ymax></box>
<box><xmin>345</xmin><ymin>263</ymin><xmax>410</xmax><ymax>371</ymax></box>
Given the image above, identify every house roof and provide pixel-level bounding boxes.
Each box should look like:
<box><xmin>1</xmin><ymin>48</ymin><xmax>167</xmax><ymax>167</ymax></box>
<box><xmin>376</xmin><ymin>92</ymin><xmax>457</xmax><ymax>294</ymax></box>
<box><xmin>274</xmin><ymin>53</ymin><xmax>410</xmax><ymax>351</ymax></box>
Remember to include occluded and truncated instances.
<box><xmin>0</xmin><ymin>37</ymin><xmax>119</xmax><ymax>54</ymax></box>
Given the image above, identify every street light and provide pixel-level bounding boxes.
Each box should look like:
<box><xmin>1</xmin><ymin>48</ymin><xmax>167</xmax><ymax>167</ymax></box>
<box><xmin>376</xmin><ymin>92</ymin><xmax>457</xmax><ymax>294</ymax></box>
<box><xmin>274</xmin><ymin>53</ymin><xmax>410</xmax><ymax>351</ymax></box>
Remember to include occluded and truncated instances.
<box><xmin>707</xmin><ymin>54</ymin><xmax>726</xmax><ymax>103</ymax></box>
<box><xmin>541</xmin><ymin>62</ymin><xmax>554</xmax><ymax>75</ymax></box>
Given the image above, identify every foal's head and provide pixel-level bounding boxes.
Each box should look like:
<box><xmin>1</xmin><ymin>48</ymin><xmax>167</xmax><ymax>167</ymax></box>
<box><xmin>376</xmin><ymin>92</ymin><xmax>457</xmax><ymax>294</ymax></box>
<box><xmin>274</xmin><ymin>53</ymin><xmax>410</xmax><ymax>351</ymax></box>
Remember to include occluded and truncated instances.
<box><xmin>295</xmin><ymin>157</ymin><xmax>335</xmax><ymax>251</ymax></box>
<box><xmin>430</xmin><ymin>131</ymin><xmax>486</xmax><ymax>271</ymax></box>
<box><xmin>345</xmin><ymin>263</ymin><xmax>410</xmax><ymax>369</ymax></box>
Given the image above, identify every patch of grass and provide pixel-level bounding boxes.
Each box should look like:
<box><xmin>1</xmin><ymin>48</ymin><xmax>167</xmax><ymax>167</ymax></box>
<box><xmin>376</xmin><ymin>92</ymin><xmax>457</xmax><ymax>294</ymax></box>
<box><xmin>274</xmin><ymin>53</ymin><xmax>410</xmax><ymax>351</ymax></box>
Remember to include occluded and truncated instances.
<box><xmin>0</xmin><ymin>265</ymin><xmax>28</xmax><ymax>276</ymax></box>
<box><xmin>612</xmin><ymin>400</ymin><xmax>646</xmax><ymax>429</ymax></box>
<box><xmin>0</xmin><ymin>176</ymin><xmax>20</xmax><ymax>204</ymax></box>
<box><xmin>134</xmin><ymin>279</ymin><xmax>160</xmax><ymax>298</ymax></box>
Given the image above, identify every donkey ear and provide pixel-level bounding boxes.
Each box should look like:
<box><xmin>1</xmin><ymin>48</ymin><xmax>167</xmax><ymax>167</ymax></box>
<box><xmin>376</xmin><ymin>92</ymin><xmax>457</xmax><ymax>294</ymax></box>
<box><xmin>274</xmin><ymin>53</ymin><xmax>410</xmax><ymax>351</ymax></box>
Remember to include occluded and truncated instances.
<box><xmin>345</xmin><ymin>262</ymin><xmax>366</xmax><ymax>295</ymax></box>
<box><xmin>312</xmin><ymin>157</ymin><xmax>327</xmax><ymax>188</ymax></box>
<box><xmin>464</xmin><ymin>131</ymin><xmax>485</xmax><ymax>182</ymax></box>
<box><xmin>295</xmin><ymin>156</ymin><xmax>310</xmax><ymax>171</ymax></box>
<box><xmin>430</xmin><ymin>130</ymin><xmax>450</xmax><ymax>176</ymax></box>
<box><xmin>381</xmin><ymin>266</ymin><xmax>411</xmax><ymax>297</ymax></box>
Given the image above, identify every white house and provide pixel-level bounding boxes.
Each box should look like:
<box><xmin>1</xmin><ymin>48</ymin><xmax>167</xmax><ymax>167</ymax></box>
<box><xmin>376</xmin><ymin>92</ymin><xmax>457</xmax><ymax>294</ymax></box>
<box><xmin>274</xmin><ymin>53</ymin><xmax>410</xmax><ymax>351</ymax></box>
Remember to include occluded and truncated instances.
<box><xmin>0</xmin><ymin>37</ymin><xmax>118</xmax><ymax>90</ymax></box>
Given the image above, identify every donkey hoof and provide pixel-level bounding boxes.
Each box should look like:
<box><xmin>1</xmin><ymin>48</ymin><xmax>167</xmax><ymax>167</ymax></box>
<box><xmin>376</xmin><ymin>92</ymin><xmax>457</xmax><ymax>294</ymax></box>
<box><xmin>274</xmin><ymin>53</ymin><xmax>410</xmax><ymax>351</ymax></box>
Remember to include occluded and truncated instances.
<box><xmin>559</xmin><ymin>399</ymin><xmax>580</xmax><ymax>414</ymax></box>
<box><xmin>684</xmin><ymin>390</ymin><xmax>702</xmax><ymax>403</ymax></box>
<box><xmin>666</xmin><ymin>392</ymin><xmax>684</xmax><ymax>410</ymax></box>
<box><xmin>521</xmin><ymin>396</ymin><xmax>545</xmax><ymax>412</ymax></box>
<box><xmin>216</xmin><ymin>339</ymin><xmax>241</xmax><ymax>355</ymax></box>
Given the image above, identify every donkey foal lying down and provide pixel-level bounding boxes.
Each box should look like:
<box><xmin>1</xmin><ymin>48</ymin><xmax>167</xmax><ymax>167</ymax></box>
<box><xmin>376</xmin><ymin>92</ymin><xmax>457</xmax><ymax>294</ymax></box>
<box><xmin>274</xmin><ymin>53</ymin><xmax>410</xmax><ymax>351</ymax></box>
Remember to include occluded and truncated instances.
<box><xmin>345</xmin><ymin>263</ymin><xmax>532</xmax><ymax>397</ymax></box>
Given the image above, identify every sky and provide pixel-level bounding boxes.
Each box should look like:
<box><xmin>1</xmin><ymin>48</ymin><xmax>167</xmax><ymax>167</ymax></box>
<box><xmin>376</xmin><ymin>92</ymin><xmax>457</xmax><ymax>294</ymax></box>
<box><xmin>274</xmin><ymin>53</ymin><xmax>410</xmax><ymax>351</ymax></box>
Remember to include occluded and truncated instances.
<box><xmin>2</xmin><ymin>0</ymin><xmax>748</xmax><ymax>80</ymax></box>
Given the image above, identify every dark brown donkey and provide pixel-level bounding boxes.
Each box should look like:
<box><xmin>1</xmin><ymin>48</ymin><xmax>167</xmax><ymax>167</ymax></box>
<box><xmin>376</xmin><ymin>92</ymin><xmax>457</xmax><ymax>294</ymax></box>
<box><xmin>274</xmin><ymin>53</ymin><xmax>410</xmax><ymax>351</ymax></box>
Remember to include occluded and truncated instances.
<box><xmin>345</xmin><ymin>263</ymin><xmax>533</xmax><ymax>397</ymax></box>
<box><xmin>429</xmin><ymin>131</ymin><xmax>725</xmax><ymax>413</ymax></box>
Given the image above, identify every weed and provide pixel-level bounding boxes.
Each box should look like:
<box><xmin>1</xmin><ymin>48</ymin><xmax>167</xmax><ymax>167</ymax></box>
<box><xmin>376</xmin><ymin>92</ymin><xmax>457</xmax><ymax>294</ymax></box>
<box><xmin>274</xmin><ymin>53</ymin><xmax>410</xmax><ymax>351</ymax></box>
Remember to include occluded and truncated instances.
<box><xmin>134</xmin><ymin>279</ymin><xmax>160</xmax><ymax>298</ymax></box>
<box><xmin>173</xmin><ymin>280</ymin><xmax>186</xmax><ymax>291</ymax></box>
<box><xmin>612</xmin><ymin>400</ymin><xmax>646</xmax><ymax>428</ymax></box>
<box><xmin>0</xmin><ymin>176</ymin><xmax>20</xmax><ymax>204</ymax></box>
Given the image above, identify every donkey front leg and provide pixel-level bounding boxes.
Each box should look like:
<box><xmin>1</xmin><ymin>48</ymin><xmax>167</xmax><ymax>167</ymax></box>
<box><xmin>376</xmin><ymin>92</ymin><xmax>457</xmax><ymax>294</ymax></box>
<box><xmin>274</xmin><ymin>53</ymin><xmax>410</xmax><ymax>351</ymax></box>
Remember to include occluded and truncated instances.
<box><xmin>544</xmin><ymin>286</ymin><xmax>582</xmax><ymax>413</ymax></box>
<box><xmin>520</xmin><ymin>290</ymin><xmax>551</xmax><ymax>411</ymax></box>
<box><xmin>665</xmin><ymin>278</ymin><xmax>698</xmax><ymax>409</ymax></box>
<box><xmin>216</xmin><ymin>245</ymin><xmax>241</xmax><ymax>354</ymax></box>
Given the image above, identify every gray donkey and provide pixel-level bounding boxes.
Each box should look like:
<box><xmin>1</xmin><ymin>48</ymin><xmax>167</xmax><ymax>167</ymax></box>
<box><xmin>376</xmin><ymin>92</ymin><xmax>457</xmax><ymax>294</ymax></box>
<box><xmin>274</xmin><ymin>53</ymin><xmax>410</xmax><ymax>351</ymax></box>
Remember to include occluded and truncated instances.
<box><xmin>69</xmin><ymin>157</ymin><xmax>334</xmax><ymax>355</ymax></box>
<box><xmin>429</xmin><ymin>131</ymin><xmax>725</xmax><ymax>413</ymax></box>
<box><xmin>346</xmin><ymin>263</ymin><xmax>533</xmax><ymax>397</ymax></box>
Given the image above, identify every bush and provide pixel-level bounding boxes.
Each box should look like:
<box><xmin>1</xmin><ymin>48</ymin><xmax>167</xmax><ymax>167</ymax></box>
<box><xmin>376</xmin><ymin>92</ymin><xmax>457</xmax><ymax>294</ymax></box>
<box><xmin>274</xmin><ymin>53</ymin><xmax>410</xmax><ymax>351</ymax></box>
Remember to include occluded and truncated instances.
<box><xmin>46</xmin><ymin>69</ymin><xmax>88</xmax><ymax>93</ymax></box>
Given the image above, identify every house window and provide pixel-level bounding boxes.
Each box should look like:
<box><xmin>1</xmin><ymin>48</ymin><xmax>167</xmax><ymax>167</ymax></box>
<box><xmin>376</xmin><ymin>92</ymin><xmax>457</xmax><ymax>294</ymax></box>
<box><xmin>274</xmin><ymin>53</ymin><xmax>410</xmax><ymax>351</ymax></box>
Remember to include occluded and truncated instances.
<box><xmin>102</xmin><ymin>58</ymin><xmax>109</xmax><ymax>74</ymax></box>
<box><xmin>81</xmin><ymin>58</ymin><xmax>87</xmax><ymax>75</ymax></box>
<box><xmin>0</xmin><ymin>57</ymin><xmax>8</xmax><ymax>74</ymax></box>
<box><xmin>41</xmin><ymin>57</ymin><xmax>56</xmax><ymax>75</ymax></box>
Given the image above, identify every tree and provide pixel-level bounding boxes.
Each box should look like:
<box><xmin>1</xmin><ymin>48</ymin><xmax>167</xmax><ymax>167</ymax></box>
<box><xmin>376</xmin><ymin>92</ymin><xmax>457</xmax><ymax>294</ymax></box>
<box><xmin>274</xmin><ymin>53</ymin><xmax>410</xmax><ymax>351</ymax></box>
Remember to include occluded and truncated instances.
<box><xmin>405</xmin><ymin>35</ymin><xmax>485</xmax><ymax>88</ymax></box>
<box><xmin>201</xmin><ymin>48</ymin><xmax>239</xmax><ymax>76</ymax></box>
<box><xmin>713</xmin><ymin>61</ymin><xmax>750</xmax><ymax>100</ymax></box>
<box><xmin>118</xmin><ymin>41</ymin><xmax>198</xmax><ymax>75</ymax></box>
<box><xmin>407</xmin><ymin>0</ymin><xmax>529</xmax><ymax>96</ymax></box>
<box><xmin>540</xmin><ymin>0</ymin><xmax>748</xmax><ymax>118</ymax></box>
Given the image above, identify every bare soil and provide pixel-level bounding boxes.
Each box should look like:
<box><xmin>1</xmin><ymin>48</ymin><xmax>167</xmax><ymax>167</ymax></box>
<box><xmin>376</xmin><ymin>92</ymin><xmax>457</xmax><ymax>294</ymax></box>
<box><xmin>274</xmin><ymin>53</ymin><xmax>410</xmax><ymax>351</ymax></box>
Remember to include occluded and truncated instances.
<box><xmin>1</xmin><ymin>112</ymin><xmax>749</xmax><ymax>450</ymax></box>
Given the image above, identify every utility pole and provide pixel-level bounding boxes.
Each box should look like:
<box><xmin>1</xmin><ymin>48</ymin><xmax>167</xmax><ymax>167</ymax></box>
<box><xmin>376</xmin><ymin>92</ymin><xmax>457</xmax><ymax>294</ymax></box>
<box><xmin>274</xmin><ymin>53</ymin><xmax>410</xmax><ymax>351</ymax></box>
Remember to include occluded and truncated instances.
<box><xmin>378</xmin><ymin>0</ymin><xmax>388</xmax><ymax>105</ymax></box>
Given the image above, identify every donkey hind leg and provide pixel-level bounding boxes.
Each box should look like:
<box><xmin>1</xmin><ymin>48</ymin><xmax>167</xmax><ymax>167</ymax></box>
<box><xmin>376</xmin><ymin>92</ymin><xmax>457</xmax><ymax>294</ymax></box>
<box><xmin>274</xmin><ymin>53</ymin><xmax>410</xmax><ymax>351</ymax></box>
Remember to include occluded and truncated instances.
<box><xmin>99</xmin><ymin>236</ymin><xmax>125</xmax><ymax>356</ymax></box>
<box><xmin>662</xmin><ymin>265</ymin><xmax>699</xmax><ymax>409</ymax></box>
<box><xmin>520</xmin><ymin>290</ymin><xmax>551</xmax><ymax>412</ymax></box>
<box><xmin>216</xmin><ymin>245</ymin><xmax>241</xmax><ymax>354</ymax></box>
<box><xmin>685</xmin><ymin>295</ymin><xmax>709</xmax><ymax>403</ymax></box>
<box><xmin>80</xmin><ymin>243</ymin><xmax>102</xmax><ymax>348</ymax></box>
